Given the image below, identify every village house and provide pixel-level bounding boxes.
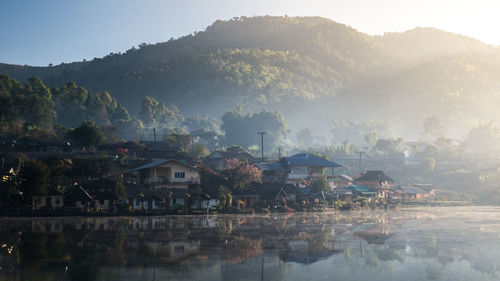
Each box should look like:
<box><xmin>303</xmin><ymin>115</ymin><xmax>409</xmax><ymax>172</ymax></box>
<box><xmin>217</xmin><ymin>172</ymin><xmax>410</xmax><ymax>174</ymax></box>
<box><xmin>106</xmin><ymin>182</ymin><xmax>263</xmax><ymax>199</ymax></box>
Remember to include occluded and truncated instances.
<box><xmin>332</xmin><ymin>187</ymin><xmax>353</xmax><ymax>202</ymax></box>
<box><xmin>124</xmin><ymin>159</ymin><xmax>209</xmax><ymax>211</ymax></box>
<box><xmin>355</xmin><ymin>170</ymin><xmax>395</xmax><ymax>198</ymax></box>
<box><xmin>94</xmin><ymin>191</ymin><xmax>118</xmax><ymax>211</ymax></box>
<box><xmin>125</xmin><ymin>159</ymin><xmax>200</xmax><ymax>190</ymax></box>
<box><xmin>284</xmin><ymin>153</ymin><xmax>342</xmax><ymax>188</ymax></box>
<box><xmin>347</xmin><ymin>185</ymin><xmax>378</xmax><ymax>198</ymax></box>
<box><xmin>139</xmin><ymin>141</ymin><xmax>181</xmax><ymax>159</ymax></box>
<box><xmin>393</xmin><ymin>185</ymin><xmax>435</xmax><ymax>200</ymax></box>
<box><xmin>255</xmin><ymin>161</ymin><xmax>289</xmax><ymax>184</ymax></box>
<box><xmin>234</xmin><ymin>194</ymin><xmax>261</xmax><ymax>209</ymax></box>
<box><xmin>204</xmin><ymin>150</ymin><xmax>256</xmax><ymax>170</ymax></box>
<box><xmin>32</xmin><ymin>192</ymin><xmax>65</xmax><ymax>210</ymax></box>
<box><xmin>330</xmin><ymin>174</ymin><xmax>353</xmax><ymax>188</ymax></box>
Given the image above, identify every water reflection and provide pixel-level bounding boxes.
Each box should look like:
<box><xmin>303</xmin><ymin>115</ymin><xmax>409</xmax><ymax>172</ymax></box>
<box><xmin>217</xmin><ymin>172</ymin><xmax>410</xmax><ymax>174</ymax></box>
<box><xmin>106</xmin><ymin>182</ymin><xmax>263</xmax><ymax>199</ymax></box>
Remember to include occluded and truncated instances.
<box><xmin>1</xmin><ymin>206</ymin><xmax>500</xmax><ymax>280</ymax></box>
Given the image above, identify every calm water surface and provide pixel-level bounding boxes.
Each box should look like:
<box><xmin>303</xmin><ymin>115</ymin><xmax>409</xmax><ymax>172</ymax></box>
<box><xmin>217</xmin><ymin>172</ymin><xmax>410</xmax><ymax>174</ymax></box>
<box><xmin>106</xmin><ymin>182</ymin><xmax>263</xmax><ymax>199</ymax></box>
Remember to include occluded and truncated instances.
<box><xmin>1</xmin><ymin>206</ymin><xmax>500</xmax><ymax>281</ymax></box>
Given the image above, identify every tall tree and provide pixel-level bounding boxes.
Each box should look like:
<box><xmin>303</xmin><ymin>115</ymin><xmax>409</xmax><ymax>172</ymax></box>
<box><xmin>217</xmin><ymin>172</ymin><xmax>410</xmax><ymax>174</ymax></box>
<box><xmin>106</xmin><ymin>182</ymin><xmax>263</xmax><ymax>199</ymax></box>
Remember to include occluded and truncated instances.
<box><xmin>68</xmin><ymin>121</ymin><xmax>104</xmax><ymax>150</ymax></box>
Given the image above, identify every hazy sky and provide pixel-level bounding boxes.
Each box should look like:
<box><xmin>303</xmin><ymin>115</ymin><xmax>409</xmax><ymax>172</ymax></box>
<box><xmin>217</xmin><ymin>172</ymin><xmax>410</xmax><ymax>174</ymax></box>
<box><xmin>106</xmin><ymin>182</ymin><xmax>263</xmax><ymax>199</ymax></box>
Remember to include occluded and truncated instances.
<box><xmin>1</xmin><ymin>0</ymin><xmax>499</xmax><ymax>66</ymax></box>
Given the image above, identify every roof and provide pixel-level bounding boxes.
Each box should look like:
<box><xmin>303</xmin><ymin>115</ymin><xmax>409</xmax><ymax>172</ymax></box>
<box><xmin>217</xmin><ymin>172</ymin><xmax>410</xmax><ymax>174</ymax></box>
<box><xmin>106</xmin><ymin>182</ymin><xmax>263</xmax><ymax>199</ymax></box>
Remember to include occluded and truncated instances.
<box><xmin>141</xmin><ymin>141</ymin><xmax>180</xmax><ymax>152</ymax></box>
<box><xmin>283</xmin><ymin>153</ymin><xmax>342</xmax><ymax>168</ymax></box>
<box><xmin>348</xmin><ymin>185</ymin><xmax>377</xmax><ymax>195</ymax></box>
<box><xmin>336</xmin><ymin>174</ymin><xmax>353</xmax><ymax>182</ymax></box>
<box><xmin>207</xmin><ymin>151</ymin><xmax>256</xmax><ymax>161</ymax></box>
<box><xmin>398</xmin><ymin>186</ymin><xmax>428</xmax><ymax>194</ymax></box>
<box><xmin>233</xmin><ymin>194</ymin><xmax>261</xmax><ymax>198</ymax></box>
<box><xmin>66</xmin><ymin>186</ymin><xmax>94</xmax><ymax>202</ymax></box>
<box><xmin>356</xmin><ymin>171</ymin><xmax>394</xmax><ymax>183</ymax></box>
<box><xmin>255</xmin><ymin>161</ymin><xmax>289</xmax><ymax>172</ymax></box>
<box><xmin>126</xmin><ymin>159</ymin><xmax>197</xmax><ymax>173</ymax></box>
<box><xmin>308</xmin><ymin>191</ymin><xmax>336</xmax><ymax>200</ymax></box>
<box><xmin>333</xmin><ymin>187</ymin><xmax>353</xmax><ymax>195</ymax></box>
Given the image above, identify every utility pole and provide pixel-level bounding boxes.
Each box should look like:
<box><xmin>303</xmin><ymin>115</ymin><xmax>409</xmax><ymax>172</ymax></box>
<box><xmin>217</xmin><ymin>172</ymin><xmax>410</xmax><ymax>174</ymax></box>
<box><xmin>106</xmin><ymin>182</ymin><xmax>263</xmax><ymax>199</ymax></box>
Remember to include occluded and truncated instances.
<box><xmin>153</xmin><ymin>128</ymin><xmax>157</xmax><ymax>142</ymax></box>
<box><xmin>278</xmin><ymin>147</ymin><xmax>281</xmax><ymax>159</ymax></box>
<box><xmin>357</xmin><ymin>151</ymin><xmax>366</xmax><ymax>170</ymax></box>
<box><xmin>257</xmin><ymin>132</ymin><xmax>266</xmax><ymax>161</ymax></box>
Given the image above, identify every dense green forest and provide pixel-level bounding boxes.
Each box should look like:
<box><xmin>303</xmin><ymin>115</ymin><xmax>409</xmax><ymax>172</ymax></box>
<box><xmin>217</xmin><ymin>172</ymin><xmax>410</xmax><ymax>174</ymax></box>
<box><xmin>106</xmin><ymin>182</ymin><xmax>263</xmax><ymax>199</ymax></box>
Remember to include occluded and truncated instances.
<box><xmin>2</xmin><ymin>16</ymin><xmax>500</xmax><ymax>139</ymax></box>
<box><xmin>0</xmin><ymin>75</ymin><xmax>290</xmax><ymax>155</ymax></box>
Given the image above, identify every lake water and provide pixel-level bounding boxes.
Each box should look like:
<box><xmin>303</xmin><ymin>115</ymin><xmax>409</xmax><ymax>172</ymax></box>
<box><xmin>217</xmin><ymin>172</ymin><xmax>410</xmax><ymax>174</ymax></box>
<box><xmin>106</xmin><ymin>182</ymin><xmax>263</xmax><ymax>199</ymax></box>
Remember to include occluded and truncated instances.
<box><xmin>1</xmin><ymin>206</ymin><xmax>500</xmax><ymax>281</ymax></box>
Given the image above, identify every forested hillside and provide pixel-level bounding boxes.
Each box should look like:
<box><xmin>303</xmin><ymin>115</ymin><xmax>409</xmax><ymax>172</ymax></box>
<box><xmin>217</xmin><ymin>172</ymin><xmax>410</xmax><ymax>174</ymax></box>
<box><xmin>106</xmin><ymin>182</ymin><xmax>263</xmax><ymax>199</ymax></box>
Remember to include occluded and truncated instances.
<box><xmin>2</xmin><ymin>16</ymin><xmax>500</xmax><ymax>138</ymax></box>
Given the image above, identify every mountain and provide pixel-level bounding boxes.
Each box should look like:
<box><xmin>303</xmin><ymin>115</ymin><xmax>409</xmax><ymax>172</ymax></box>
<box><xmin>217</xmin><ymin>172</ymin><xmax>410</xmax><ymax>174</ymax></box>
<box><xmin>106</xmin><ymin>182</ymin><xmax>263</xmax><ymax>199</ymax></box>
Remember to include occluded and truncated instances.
<box><xmin>378</xmin><ymin>27</ymin><xmax>493</xmax><ymax>58</ymax></box>
<box><xmin>2</xmin><ymin>16</ymin><xmax>500</xmax><ymax>139</ymax></box>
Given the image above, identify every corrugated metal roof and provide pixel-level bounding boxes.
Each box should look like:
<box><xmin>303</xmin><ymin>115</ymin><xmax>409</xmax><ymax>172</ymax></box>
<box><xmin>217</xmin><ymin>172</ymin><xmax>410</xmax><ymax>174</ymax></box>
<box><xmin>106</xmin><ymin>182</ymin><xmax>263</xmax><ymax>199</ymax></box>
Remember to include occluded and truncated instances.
<box><xmin>348</xmin><ymin>185</ymin><xmax>377</xmax><ymax>195</ymax></box>
<box><xmin>284</xmin><ymin>153</ymin><xmax>342</xmax><ymax>168</ymax></box>
<box><xmin>126</xmin><ymin>159</ymin><xmax>197</xmax><ymax>172</ymax></box>
<box><xmin>357</xmin><ymin>170</ymin><xmax>394</xmax><ymax>183</ymax></box>
<box><xmin>399</xmin><ymin>186</ymin><xmax>427</xmax><ymax>194</ymax></box>
<box><xmin>255</xmin><ymin>161</ymin><xmax>289</xmax><ymax>171</ymax></box>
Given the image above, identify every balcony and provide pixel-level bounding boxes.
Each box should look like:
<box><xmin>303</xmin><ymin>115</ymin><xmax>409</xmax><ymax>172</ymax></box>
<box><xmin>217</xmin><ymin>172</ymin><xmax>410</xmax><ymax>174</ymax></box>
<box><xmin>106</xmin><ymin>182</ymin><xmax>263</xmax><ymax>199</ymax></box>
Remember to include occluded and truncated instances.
<box><xmin>126</xmin><ymin>178</ymin><xmax>200</xmax><ymax>185</ymax></box>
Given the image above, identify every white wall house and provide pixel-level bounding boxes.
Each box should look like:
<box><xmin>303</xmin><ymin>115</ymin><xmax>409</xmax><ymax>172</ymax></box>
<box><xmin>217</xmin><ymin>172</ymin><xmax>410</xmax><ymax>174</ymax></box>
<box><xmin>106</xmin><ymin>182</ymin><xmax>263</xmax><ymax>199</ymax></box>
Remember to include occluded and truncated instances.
<box><xmin>126</xmin><ymin>159</ymin><xmax>200</xmax><ymax>189</ymax></box>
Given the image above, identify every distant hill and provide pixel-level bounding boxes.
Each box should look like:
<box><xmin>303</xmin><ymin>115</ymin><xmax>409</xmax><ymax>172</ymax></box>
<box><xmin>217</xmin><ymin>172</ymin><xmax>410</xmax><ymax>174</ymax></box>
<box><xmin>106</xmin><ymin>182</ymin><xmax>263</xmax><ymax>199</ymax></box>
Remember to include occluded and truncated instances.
<box><xmin>378</xmin><ymin>27</ymin><xmax>493</xmax><ymax>58</ymax></box>
<box><xmin>2</xmin><ymin>16</ymin><xmax>500</xmax><ymax>138</ymax></box>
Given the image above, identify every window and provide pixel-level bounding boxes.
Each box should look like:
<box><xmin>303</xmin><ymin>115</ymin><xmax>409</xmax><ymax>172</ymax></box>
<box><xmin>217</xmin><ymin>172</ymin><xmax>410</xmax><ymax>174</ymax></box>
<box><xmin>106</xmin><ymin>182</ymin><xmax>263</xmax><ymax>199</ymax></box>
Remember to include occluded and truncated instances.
<box><xmin>55</xmin><ymin>198</ymin><xmax>61</xmax><ymax>205</ymax></box>
<box><xmin>174</xmin><ymin>245</ymin><xmax>185</xmax><ymax>253</ymax></box>
<box><xmin>174</xmin><ymin>172</ymin><xmax>185</xmax><ymax>179</ymax></box>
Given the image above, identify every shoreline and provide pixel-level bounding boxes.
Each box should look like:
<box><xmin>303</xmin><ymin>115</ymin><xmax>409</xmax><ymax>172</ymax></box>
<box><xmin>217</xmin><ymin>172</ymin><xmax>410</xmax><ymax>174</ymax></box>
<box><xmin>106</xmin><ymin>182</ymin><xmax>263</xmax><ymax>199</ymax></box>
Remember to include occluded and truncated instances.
<box><xmin>0</xmin><ymin>200</ymin><xmax>480</xmax><ymax>217</ymax></box>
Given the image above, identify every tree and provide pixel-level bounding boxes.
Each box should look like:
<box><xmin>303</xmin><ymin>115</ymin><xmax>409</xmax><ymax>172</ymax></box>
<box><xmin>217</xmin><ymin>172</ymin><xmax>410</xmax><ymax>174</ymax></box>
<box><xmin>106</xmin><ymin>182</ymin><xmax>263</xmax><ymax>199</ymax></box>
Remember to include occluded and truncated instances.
<box><xmin>139</xmin><ymin>96</ymin><xmax>183</xmax><ymax>128</ymax></box>
<box><xmin>423</xmin><ymin>157</ymin><xmax>436</xmax><ymax>172</ymax></box>
<box><xmin>221</xmin><ymin>159</ymin><xmax>262</xmax><ymax>192</ymax></box>
<box><xmin>374</xmin><ymin>138</ymin><xmax>405</xmax><ymax>155</ymax></box>
<box><xmin>464</xmin><ymin>122</ymin><xmax>500</xmax><ymax>151</ymax></box>
<box><xmin>421</xmin><ymin>116</ymin><xmax>447</xmax><ymax>140</ymax></box>
<box><xmin>310</xmin><ymin>176</ymin><xmax>330</xmax><ymax>193</ymax></box>
<box><xmin>364</xmin><ymin>131</ymin><xmax>378</xmax><ymax>147</ymax></box>
<box><xmin>0</xmin><ymin>168</ymin><xmax>20</xmax><ymax>207</ymax></box>
<box><xmin>18</xmin><ymin>159</ymin><xmax>49</xmax><ymax>200</ymax></box>
<box><xmin>221</xmin><ymin>109</ymin><xmax>287</xmax><ymax>153</ymax></box>
<box><xmin>189</xmin><ymin>143</ymin><xmax>209</xmax><ymax>160</ymax></box>
<box><xmin>68</xmin><ymin>121</ymin><xmax>104</xmax><ymax>150</ymax></box>
<box><xmin>164</xmin><ymin>133</ymin><xmax>191</xmax><ymax>151</ymax></box>
<box><xmin>297</xmin><ymin>128</ymin><xmax>314</xmax><ymax>147</ymax></box>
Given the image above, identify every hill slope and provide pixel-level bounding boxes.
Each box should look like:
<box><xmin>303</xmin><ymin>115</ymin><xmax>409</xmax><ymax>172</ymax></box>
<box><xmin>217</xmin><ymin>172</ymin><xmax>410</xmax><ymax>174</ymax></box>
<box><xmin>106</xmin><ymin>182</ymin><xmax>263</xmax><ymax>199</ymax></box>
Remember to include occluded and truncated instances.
<box><xmin>2</xmin><ymin>16</ymin><xmax>500</xmax><ymax>138</ymax></box>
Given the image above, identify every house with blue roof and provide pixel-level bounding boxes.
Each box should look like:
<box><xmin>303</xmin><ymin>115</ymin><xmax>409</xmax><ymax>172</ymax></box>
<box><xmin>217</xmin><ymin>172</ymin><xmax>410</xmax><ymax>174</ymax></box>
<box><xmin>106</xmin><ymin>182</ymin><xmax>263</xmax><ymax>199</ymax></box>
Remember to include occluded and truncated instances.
<box><xmin>255</xmin><ymin>153</ymin><xmax>342</xmax><ymax>188</ymax></box>
<box><xmin>283</xmin><ymin>153</ymin><xmax>342</xmax><ymax>188</ymax></box>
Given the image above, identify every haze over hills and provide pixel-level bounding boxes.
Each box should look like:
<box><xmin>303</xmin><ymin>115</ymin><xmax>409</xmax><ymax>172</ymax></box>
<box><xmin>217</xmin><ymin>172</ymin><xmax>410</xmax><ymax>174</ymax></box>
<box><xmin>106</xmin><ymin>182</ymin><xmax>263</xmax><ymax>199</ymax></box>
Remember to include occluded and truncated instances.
<box><xmin>1</xmin><ymin>16</ymin><xmax>500</xmax><ymax>140</ymax></box>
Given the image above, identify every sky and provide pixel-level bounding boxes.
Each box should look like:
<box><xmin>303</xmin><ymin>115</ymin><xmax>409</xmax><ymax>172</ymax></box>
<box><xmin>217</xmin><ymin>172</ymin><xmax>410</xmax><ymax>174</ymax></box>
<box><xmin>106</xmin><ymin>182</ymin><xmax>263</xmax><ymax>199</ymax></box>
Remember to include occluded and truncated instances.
<box><xmin>1</xmin><ymin>0</ymin><xmax>500</xmax><ymax>66</ymax></box>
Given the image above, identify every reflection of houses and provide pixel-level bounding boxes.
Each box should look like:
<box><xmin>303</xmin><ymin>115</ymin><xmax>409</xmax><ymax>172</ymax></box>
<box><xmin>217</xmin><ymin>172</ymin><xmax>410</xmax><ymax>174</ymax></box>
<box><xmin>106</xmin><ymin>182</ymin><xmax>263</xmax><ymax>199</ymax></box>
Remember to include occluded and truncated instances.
<box><xmin>32</xmin><ymin>220</ymin><xmax>64</xmax><ymax>233</ymax></box>
<box><xmin>204</xmin><ymin>150</ymin><xmax>256</xmax><ymax>170</ymax></box>
<box><xmin>143</xmin><ymin>240</ymin><xmax>201</xmax><ymax>263</ymax></box>
<box><xmin>281</xmin><ymin>238</ymin><xmax>341</xmax><ymax>264</ymax></box>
